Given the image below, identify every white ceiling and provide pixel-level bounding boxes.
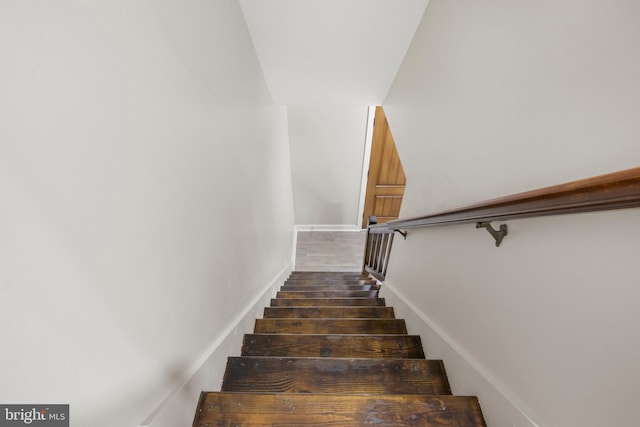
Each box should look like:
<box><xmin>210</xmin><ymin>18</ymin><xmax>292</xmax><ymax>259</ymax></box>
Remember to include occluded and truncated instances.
<box><xmin>239</xmin><ymin>0</ymin><xmax>430</xmax><ymax>105</ymax></box>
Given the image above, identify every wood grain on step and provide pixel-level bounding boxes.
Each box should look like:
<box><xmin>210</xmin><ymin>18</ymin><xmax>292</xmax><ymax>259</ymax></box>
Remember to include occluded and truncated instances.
<box><xmin>194</xmin><ymin>392</ymin><xmax>486</xmax><ymax>426</ymax></box>
<box><xmin>285</xmin><ymin>279</ymin><xmax>376</xmax><ymax>285</ymax></box>
<box><xmin>263</xmin><ymin>306</ymin><xmax>394</xmax><ymax>318</ymax></box>
<box><xmin>242</xmin><ymin>334</ymin><xmax>425</xmax><ymax>358</ymax></box>
<box><xmin>270</xmin><ymin>298</ymin><xmax>386</xmax><ymax>307</ymax></box>
<box><xmin>281</xmin><ymin>284</ymin><xmax>376</xmax><ymax>291</ymax></box>
<box><xmin>222</xmin><ymin>357</ymin><xmax>452</xmax><ymax>395</ymax></box>
<box><xmin>254</xmin><ymin>318</ymin><xmax>407</xmax><ymax>334</ymax></box>
<box><xmin>277</xmin><ymin>290</ymin><xmax>379</xmax><ymax>298</ymax></box>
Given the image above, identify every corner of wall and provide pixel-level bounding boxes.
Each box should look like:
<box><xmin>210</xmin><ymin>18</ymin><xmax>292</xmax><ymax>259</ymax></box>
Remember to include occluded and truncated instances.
<box><xmin>142</xmin><ymin>261</ymin><xmax>293</xmax><ymax>427</ymax></box>
<box><xmin>380</xmin><ymin>280</ymin><xmax>543</xmax><ymax>427</ymax></box>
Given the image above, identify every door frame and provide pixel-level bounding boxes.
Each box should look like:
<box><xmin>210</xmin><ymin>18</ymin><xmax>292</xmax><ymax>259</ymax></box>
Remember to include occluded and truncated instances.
<box><xmin>356</xmin><ymin>105</ymin><xmax>377</xmax><ymax>228</ymax></box>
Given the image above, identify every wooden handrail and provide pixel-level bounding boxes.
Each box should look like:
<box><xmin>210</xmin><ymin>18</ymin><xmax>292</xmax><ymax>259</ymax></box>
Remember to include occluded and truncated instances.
<box><xmin>364</xmin><ymin>167</ymin><xmax>639</xmax><ymax>277</ymax></box>
<box><xmin>373</xmin><ymin>167</ymin><xmax>640</xmax><ymax>230</ymax></box>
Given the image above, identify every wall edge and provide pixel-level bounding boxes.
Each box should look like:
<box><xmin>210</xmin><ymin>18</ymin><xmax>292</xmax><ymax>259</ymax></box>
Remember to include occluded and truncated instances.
<box><xmin>142</xmin><ymin>261</ymin><xmax>293</xmax><ymax>426</ymax></box>
<box><xmin>381</xmin><ymin>279</ymin><xmax>544</xmax><ymax>427</ymax></box>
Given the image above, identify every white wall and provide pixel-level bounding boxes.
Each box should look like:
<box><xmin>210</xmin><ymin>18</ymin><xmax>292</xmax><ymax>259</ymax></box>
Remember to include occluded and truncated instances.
<box><xmin>383</xmin><ymin>1</ymin><xmax>640</xmax><ymax>426</ymax></box>
<box><xmin>239</xmin><ymin>0</ymin><xmax>429</xmax><ymax>105</ymax></box>
<box><xmin>288</xmin><ymin>105</ymin><xmax>369</xmax><ymax>227</ymax></box>
<box><xmin>0</xmin><ymin>1</ymin><xmax>294</xmax><ymax>426</ymax></box>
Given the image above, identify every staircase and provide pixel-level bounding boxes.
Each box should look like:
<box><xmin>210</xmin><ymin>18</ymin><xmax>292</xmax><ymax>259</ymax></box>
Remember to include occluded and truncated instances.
<box><xmin>193</xmin><ymin>271</ymin><xmax>486</xmax><ymax>426</ymax></box>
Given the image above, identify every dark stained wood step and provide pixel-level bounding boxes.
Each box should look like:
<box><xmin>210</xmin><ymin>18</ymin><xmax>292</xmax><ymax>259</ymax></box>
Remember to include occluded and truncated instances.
<box><xmin>287</xmin><ymin>275</ymin><xmax>374</xmax><ymax>279</ymax></box>
<box><xmin>254</xmin><ymin>318</ymin><xmax>407</xmax><ymax>334</ymax></box>
<box><xmin>264</xmin><ymin>306</ymin><xmax>394</xmax><ymax>318</ymax></box>
<box><xmin>281</xmin><ymin>284</ymin><xmax>376</xmax><ymax>291</ymax></box>
<box><xmin>285</xmin><ymin>278</ymin><xmax>376</xmax><ymax>285</ymax></box>
<box><xmin>277</xmin><ymin>290</ymin><xmax>378</xmax><ymax>298</ymax></box>
<box><xmin>192</xmin><ymin>268</ymin><xmax>488</xmax><ymax>426</ymax></box>
<box><xmin>286</xmin><ymin>278</ymin><xmax>374</xmax><ymax>284</ymax></box>
<box><xmin>242</xmin><ymin>334</ymin><xmax>425</xmax><ymax>358</ymax></box>
<box><xmin>222</xmin><ymin>357</ymin><xmax>451</xmax><ymax>395</ymax></box>
<box><xmin>289</xmin><ymin>271</ymin><xmax>369</xmax><ymax>277</ymax></box>
<box><xmin>194</xmin><ymin>393</ymin><xmax>486</xmax><ymax>426</ymax></box>
<box><xmin>270</xmin><ymin>298</ymin><xmax>386</xmax><ymax>307</ymax></box>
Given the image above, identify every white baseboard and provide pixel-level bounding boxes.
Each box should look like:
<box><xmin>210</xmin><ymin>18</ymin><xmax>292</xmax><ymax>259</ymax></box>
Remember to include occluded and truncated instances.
<box><xmin>291</xmin><ymin>226</ymin><xmax>298</xmax><ymax>270</ymax></box>
<box><xmin>380</xmin><ymin>280</ymin><xmax>543</xmax><ymax>427</ymax></box>
<box><xmin>142</xmin><ymin>262</ymin><xmax>292</xmax><ymax>427</ymax></box>
<box><xmin>295</xmin><ymin>224</ymin><xmax>362</xmax><ymax>232</ymax></box>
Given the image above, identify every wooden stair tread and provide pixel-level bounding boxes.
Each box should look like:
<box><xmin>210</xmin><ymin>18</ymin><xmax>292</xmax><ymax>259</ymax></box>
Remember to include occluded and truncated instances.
<box><xmin>285</xmin><ymin>279</ymin><xmax>376</xmax><ymax>284</ymax></box>
<box><xmin>281</xmin><ymin>284</ymin><xmax>377</xmax><ymax>291</ymax></box>
<box><xmin>193</xmin><ymin>270</ymin><xmax>486</xmax><ymax>425</ymax></box>
<box><xmin>222</xmin><ymin>357</ymin><xmax>451</xmax><ymax>395</ymax></box>
<box><xmin>271</xmin><ymin>298</ymin><xmax>386</xmax><ymax>307</ymax></box>
<box><xmin>277</xmin><ymin>290</ymin><xmax>379</xmax><ymax>298</ymax></box>
<box><xmin>289</xmin><ymin>271</ymin><xmax>369</xmax><ymax>276</ymax></box>
<box><xmin>286</xmin><ymin>278</ymin><xmax>372</xmax><ymax>283</ymax></box>
<box><xmin>242</xmin><ymin>334</ymin><xmax>425</xmax><ymax>358</ymax></box>
<box><xmin>194</xmin><ymin>392</ymin><xmax>486</xmax><ymax>426</ymax></box>
<box><xmin>254</xmin><ymin>318</ymin><xmax>407</xmax><ymax>334</ymax></box>
<box><xmin>264</xmin><ymin>306</ymin><xmax>395</xmax><ymax>318</ymax></box>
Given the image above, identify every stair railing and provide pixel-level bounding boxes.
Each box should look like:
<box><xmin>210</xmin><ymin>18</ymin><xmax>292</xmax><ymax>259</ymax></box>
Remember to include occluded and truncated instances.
<box><xmin>363</xmin><ymin>167</ymin><xmax>640</xmax><ymax>280</ymax></box>
<box><xmin>362</xmin><ymin>216</ymin><xmax>405</xmax><ymax>281</ymax></box>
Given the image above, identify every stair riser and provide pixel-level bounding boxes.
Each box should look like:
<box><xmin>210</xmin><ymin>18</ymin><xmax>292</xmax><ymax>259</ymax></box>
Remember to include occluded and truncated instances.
<box><xmin>289</xmin><ymin>272</ymin><xmax>369</xmax><ymax>277</ymax></box>
<box><xmin>277</xmin><ymin>290</ymin><xmax>378</xmax><ymax>298</ymax></box>
<box><xmin>254</xmin><ymin>319</ymin><xmax>407</xmax><ymax>334</ymax></box>
<box><xmin>263</xmin><ymin>307</ymin><xmax>394</xmax><ymax>318</ymax></box>
<box><xmin>270</xmin><ymin>298</ymin><xmax>386</xmax><ymax>307</ymax></box>
<box><xmin>281</xmin><ymin>284</ymin><xmax>376</xmax><ymax>291</ymax></box>
<box><xmin>288</xmin><ymin>277</ymin><xmax>371</xmax><ymax>282</ymax></box>
<box><xmin>285</xmin><ymin>279</ymin><xmax>376</xmax><ymax>285</ymax></box>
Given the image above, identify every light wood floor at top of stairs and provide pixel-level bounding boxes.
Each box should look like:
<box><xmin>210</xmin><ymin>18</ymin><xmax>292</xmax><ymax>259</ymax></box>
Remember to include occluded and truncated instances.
<box><xmin>295</xmin><ymin>231</ymin><xmax>366</xmax><ymax>272</ymax></box>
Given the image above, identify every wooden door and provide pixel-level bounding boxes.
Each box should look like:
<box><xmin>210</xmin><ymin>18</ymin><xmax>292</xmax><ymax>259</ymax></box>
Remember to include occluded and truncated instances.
<box><xmin>362</xmin><ymin>106</ymin><xmax>406</xmax><ymax>227</ymax></box>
